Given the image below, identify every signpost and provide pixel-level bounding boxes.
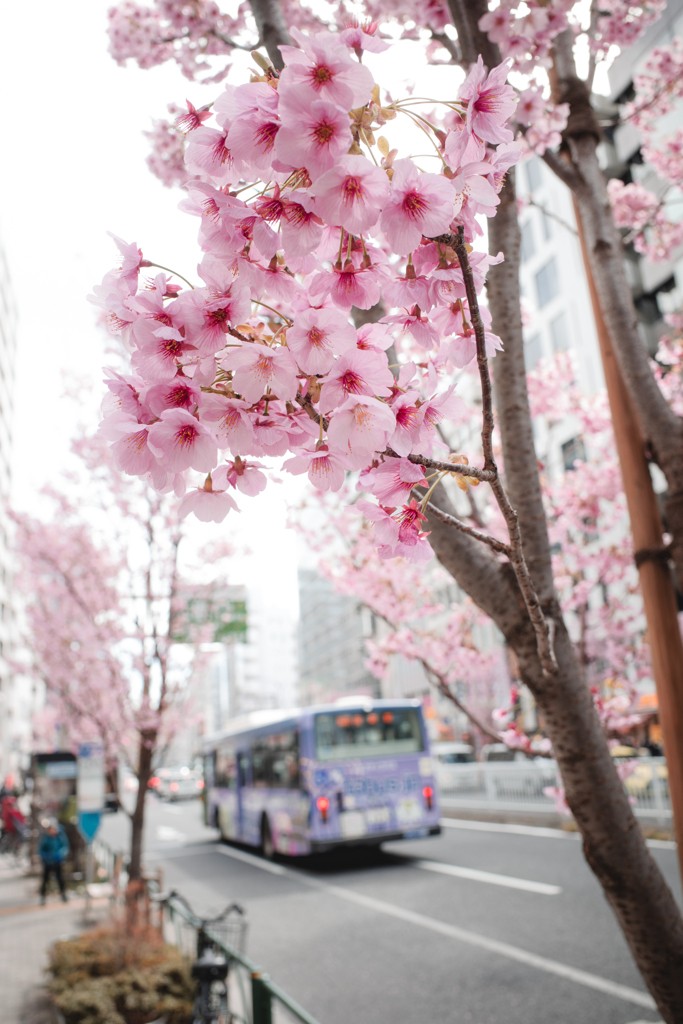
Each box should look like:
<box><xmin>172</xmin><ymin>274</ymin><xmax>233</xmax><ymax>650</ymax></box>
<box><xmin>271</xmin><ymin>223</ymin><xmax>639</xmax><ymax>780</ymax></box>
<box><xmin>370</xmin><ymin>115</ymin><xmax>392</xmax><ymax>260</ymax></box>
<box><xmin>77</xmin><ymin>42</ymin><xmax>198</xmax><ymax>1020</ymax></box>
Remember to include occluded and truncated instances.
<box><xmin>77</xmin><ymin>743</ymin><xmax>105</xmax><ymax>884</ymax></box>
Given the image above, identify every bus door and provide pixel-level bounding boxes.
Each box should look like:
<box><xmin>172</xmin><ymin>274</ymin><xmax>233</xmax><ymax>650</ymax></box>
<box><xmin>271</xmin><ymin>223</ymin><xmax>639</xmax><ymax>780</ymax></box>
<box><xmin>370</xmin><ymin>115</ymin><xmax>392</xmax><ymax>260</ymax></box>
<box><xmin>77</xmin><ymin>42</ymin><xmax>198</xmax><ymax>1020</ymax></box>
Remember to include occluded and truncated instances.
<box><xmin>236</xmin><ymin>750</ymin><xmax>249</xmax><ymax>841</ymax></box>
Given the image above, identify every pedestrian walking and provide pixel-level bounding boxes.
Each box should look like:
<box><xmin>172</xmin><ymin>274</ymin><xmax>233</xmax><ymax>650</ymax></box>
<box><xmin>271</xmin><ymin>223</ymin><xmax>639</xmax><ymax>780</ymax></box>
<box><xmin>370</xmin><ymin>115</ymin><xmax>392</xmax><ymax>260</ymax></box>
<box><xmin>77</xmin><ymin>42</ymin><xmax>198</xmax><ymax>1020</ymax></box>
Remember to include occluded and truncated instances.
<box><xmin>38</xmin><ymin>818</ymin><xmax>69</xmax><ymax>904</ymax></box>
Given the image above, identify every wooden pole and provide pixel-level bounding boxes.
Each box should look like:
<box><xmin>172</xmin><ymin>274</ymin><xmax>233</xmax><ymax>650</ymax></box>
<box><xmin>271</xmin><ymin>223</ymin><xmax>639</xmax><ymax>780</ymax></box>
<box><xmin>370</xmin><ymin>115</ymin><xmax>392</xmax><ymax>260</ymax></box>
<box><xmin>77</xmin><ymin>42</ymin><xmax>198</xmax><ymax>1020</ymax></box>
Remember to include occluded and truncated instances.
<box><xmin>574</xmin><ymin>199</ymin><xmax>683</xmax><ymax>879</ymax></box>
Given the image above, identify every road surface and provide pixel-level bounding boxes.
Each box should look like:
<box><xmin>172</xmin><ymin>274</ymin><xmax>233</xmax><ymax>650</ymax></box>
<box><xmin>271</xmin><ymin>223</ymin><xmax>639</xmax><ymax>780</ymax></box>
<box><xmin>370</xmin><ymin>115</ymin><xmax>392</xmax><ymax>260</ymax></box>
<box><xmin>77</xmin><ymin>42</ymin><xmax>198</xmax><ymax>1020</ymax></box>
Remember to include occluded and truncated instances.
<box><xmin>100</xmin><ymin>796</ymin><xmax>679</xmax><ymax>1024</ymax></box>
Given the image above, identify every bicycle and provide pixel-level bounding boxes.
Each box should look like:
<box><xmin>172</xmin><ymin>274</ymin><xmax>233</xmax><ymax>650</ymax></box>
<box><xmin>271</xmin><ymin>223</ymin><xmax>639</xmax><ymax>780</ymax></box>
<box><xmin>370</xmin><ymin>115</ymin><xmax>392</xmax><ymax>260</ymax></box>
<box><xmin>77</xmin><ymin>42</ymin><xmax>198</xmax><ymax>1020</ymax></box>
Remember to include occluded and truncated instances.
<box><xmin>161</xmin><ymin>890</ymin><xmax>247</xmax><ymax>1024</ymax></box>
<box><xmin>0</xmin><ymin>825</ymin><xmax>29</xmax><ymax>860</ymax></box>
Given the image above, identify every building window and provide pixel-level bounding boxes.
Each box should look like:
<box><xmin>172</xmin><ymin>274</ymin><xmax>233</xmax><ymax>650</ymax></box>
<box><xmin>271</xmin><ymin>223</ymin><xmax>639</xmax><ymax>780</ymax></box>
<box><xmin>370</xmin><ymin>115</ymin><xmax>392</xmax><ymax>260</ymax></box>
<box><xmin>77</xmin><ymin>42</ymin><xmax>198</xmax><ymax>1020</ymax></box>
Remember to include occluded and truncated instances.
<box><xmin>520</xmin><ymin>219</ymin><xmax>535</xmax><ymax>263</ymax></box>
<box><xmin>550</xmin><ymin>311</ymin><xmax>570</xmax><ymax>352</ymax></box>
<box><xmin>562</xmin><ymin>437</ymin><xmax>586</xmax><ymax>471</ymax></box>
<box><xmin>526</xmin><ymin>158</ymin><xmax>543</xmax><ymax>192</ymax></box>
<box><xmin>535</xmin><ymin>258</ymin><xmax>559</xmax><ymax>308</ymax></box>
<box><xmin>524</xmin><ymin>334</ymin><xmax>543</xmax><ymax>370</ymax></box>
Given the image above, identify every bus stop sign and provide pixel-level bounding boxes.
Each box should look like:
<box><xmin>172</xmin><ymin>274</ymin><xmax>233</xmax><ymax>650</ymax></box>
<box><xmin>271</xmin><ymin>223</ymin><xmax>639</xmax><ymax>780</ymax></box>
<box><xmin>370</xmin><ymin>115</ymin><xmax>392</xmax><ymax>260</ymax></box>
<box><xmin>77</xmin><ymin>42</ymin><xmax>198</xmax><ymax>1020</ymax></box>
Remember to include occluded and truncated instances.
<box><xmin>77</xmin><ymin>743</ymin><xmax>105</xmax><ymax>842</ymax></box>
<box><xmin>77</xmin><ymin>810</ymin><xmax>101</xmax><ymax>843</ymax></box>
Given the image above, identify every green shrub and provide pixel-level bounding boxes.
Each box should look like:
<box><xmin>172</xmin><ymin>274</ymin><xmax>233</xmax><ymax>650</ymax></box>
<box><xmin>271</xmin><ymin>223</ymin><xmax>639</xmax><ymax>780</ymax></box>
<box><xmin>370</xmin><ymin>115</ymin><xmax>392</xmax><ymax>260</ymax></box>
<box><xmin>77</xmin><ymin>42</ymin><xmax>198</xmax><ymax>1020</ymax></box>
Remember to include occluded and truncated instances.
<box><xmin>48</xmin><ymin>925</ymin><xmax>194</xmax><ymax>1024</ymax></box>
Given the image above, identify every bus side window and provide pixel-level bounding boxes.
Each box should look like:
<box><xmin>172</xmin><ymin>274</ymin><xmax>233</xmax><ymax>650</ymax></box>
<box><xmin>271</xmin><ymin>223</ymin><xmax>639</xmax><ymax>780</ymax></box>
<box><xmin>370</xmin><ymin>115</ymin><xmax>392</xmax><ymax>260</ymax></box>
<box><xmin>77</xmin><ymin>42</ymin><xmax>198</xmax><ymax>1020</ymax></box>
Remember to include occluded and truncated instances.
<box><xmin>237</xmin><ymin>752</ymin><xmax>249</xmax><ymax>788</ymax></box>
<box><xmin>252</xmin><ymin>742</ymin><xmax>269</xmax><ymax>788</ymax></box>
<box><xmin>215</xmin><ymin>747</ymin><xmax>237</xmax><ymax>789</ymax></box>
<box><xmin>269</xmin><ymin>731</ymin><xmax>300</xmax><ymax>789</ymax></box>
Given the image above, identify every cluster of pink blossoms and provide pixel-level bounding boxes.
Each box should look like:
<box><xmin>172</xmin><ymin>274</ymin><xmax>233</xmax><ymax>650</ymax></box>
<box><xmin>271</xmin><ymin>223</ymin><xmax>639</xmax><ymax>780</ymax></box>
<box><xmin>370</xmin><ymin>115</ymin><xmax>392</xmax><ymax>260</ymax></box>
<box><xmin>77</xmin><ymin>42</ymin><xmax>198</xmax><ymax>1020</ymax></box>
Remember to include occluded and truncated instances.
<box><xmin>93</xmin><ymin>29</ymin><xmax>522</xmax><ymax>564</ymax></box>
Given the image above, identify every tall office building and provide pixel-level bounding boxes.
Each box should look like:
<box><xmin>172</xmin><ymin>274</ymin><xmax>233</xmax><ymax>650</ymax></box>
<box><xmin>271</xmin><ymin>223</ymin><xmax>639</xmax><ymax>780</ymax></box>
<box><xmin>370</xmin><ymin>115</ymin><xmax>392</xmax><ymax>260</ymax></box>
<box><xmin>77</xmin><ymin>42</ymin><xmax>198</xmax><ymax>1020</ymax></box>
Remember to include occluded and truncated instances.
<box><xmin>297</xmin><ymin>569</ymin><xmax>379</xmax><ymax>705</ymax></box>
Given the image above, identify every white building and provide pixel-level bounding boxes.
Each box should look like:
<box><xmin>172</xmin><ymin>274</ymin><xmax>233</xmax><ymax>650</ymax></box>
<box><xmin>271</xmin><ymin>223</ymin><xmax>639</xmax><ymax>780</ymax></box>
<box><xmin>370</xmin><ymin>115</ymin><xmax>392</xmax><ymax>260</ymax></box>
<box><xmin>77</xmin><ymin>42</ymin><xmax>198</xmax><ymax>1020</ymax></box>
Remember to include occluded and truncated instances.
<box><xmin>0</xmin><ymin>241</ymin><xmax>32</xmax><ymax>786</ymax></box>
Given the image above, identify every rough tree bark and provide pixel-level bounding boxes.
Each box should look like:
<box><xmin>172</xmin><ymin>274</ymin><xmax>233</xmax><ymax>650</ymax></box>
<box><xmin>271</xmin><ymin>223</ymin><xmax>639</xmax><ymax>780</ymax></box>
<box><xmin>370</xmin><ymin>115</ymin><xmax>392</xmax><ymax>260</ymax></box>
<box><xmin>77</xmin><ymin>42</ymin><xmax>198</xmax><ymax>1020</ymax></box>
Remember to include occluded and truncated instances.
<box><xmin>249</xmin><ymin>0</ymin><xmax>291</xmax><ymax>69</ymax></box>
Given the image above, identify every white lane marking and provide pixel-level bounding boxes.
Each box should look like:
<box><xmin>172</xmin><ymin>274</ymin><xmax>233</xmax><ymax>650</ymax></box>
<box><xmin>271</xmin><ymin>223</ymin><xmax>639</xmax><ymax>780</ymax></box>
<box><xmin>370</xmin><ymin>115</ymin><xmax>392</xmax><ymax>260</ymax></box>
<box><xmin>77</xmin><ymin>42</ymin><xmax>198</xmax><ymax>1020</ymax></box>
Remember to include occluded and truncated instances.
<box><xmin>215</xmin><ymin>844</ymin><xmax>287</xmax><ymax>876</ymax></box>
<box><xmin>213</xmin><ymin>844</ymin><xmax>655</xmax><ymax>1009</ymax></box>
<box><xmin>156</xmin><ymin>826</ymin><xmax>186</xmax><ymax>843</ymax></box>
<box><xmin>412</xmin><ymin>858</ymin><xmax>561</xmax><ymax>895</ymax></box>
<box><xmin>440</xmin><ymin>818</ymin><xmax>677</xmax><ymax>851</ymax></box>
<box><xmin>440</xmin><ymin>818</ymin><xmax>578</xmax><ymax>840</ymax></box>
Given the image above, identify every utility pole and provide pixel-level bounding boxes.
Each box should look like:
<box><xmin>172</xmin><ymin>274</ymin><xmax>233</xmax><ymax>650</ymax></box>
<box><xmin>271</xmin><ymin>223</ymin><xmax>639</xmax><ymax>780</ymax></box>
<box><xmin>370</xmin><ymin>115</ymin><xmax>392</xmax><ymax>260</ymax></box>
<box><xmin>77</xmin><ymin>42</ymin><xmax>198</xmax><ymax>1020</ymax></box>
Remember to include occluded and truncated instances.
<box><xmin>574</xmin><ymin>203</ymin><xmax>683</xmax><ymax>880</ymax></box>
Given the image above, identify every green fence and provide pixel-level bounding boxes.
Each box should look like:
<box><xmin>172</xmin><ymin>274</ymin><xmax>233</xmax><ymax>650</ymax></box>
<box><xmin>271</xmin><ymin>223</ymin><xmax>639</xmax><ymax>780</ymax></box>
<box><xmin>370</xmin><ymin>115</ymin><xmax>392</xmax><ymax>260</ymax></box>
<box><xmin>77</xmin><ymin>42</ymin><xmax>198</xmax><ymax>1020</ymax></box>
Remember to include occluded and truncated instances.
<box><xmin>159</xmin><ymin>888</ymin><xmax>323</xmax><ymax>1024</ymax></box>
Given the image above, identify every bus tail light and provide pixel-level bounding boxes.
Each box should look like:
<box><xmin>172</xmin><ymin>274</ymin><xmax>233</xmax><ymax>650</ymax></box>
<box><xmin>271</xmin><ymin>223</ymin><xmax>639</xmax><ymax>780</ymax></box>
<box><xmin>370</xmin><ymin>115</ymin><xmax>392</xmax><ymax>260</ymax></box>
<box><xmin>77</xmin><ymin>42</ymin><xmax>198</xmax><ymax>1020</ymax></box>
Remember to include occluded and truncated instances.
<box><xmin>317</xmin><ymin>796</ymin><xmax>330</xmax><ymax>823</ymax></box>
<box><xmin>423</xmin><ymin>785</ymin><xmax>434</xmax><ymax>810</ymax></box>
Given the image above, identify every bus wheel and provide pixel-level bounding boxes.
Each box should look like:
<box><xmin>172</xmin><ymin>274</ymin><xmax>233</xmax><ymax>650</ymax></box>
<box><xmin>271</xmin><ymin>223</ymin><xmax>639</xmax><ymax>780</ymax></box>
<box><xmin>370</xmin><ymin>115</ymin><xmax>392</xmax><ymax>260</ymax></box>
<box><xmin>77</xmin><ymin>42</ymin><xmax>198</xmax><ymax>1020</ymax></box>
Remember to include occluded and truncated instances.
<box><xmin>261</xmin><ymin>816</ymin><xmax>275</xmax><ymax>860</ymax></box>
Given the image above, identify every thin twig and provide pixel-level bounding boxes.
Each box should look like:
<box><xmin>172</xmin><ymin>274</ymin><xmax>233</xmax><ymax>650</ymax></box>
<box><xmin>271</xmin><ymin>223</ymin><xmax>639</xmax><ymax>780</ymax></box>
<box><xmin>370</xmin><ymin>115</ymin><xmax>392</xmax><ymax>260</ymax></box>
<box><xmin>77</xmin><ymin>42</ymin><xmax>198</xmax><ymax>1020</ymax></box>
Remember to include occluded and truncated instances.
<box><xmin>425</xmin><ymin>499</ymin><xmax>511</xmax><ymax>557</ymax></box>
<box><xmin>524</xmin><ymin>197</ymin><xmax>579</xmax><ymax>237</ymax></box>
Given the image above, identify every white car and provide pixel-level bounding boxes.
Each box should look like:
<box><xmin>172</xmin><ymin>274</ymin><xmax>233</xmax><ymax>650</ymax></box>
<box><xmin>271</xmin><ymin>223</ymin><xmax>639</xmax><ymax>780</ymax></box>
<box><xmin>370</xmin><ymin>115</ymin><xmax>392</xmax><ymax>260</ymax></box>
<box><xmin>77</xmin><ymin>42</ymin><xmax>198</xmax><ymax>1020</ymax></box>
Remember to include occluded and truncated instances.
<box><xmin>154</xmin><ymin>766</ymin><xmax>204</xmax><ymax>801</ymax></box>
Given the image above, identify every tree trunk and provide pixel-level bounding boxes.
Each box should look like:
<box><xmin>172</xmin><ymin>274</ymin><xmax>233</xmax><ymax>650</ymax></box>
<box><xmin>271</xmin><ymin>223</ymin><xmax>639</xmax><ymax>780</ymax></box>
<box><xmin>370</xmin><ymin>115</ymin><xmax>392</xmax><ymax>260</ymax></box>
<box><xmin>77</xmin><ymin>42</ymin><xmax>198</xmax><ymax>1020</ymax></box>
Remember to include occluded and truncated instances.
<box><xmin>426</xmin><ymin>489</ymin><xmax>683</xmax><ymax>1022</ymax></box>
<box><xmin>248</xmin><ymin>0</ymin><xmax>291</xmax><ymax>69</ymax></box>
<box><xmin>129</xmin><ymin>732</ymin><xmax>155</xmax><ymax>881</ymax></box>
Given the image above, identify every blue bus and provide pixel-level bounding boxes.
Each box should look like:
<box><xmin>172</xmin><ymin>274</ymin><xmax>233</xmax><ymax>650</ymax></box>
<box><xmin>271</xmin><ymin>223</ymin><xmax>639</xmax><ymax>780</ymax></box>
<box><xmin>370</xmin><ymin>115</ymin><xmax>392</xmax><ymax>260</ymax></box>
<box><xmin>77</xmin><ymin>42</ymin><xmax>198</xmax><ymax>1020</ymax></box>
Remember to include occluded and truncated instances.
<box><xmin>202</xmin><ymin>698</ymin><xmax>440</xmax><ymax>856</ymax></box>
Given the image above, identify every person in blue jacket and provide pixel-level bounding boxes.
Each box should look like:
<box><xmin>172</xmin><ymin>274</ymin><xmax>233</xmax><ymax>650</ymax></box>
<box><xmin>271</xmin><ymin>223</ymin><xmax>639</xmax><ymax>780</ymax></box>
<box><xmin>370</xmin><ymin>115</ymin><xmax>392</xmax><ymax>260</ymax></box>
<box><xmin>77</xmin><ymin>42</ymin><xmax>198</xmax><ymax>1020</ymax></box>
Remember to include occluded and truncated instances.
<box><xmin>38</xmin><ymin>818</ymin><xmax>69</xmax><ymax>904</ymax></box>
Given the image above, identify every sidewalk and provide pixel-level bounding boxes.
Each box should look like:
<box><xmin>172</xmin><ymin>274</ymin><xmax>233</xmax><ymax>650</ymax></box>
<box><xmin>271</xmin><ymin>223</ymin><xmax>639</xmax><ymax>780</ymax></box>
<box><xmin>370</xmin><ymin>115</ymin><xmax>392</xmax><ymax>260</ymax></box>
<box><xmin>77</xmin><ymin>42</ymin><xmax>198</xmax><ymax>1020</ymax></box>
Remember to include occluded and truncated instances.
<box><xmin>0</xmin><ymin>859</ymin><xmax>108</xmax><ymax>1023</ymax></box>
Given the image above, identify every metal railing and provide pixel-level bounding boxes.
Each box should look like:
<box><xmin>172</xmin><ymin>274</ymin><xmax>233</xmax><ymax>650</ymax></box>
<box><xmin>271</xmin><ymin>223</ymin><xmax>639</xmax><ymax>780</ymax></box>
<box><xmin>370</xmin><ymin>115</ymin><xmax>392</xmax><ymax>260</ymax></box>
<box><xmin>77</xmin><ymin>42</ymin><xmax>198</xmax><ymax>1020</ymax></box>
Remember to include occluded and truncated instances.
<box><xmin>436</xmin><ymin>757</ymin><xmax>672</xmax><ymax>827</ymax></box>
<box><xmin>156</xmin><ymin>887</ymin><xmax>323</xmax><ymax>1024</ymax></box>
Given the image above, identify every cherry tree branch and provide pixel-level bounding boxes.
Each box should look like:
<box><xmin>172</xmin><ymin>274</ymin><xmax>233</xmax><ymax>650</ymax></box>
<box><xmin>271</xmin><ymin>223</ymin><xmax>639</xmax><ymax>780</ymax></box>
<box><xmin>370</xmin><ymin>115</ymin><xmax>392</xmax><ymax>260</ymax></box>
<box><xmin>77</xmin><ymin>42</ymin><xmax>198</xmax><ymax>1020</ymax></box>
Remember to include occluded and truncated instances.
<box><xmin>424</xmin><ymin>499</ymin><xmax>511</xmax><ymax>556</ymax></box>
<box><xmin>431</xmin><ymin>229</ymin><xmax>558</xmax><ymax>677</ymax></box>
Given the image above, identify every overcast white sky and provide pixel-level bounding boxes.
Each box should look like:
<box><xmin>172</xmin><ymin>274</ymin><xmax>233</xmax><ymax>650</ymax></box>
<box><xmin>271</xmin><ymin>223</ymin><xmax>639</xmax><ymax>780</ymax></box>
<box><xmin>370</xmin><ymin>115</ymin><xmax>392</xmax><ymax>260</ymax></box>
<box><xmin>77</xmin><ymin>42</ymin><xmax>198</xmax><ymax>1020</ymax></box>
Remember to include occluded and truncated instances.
<box><xmin>0</xmin><ymin>3</ymin><xmax>612</xmax><ymax>612</ymax></box>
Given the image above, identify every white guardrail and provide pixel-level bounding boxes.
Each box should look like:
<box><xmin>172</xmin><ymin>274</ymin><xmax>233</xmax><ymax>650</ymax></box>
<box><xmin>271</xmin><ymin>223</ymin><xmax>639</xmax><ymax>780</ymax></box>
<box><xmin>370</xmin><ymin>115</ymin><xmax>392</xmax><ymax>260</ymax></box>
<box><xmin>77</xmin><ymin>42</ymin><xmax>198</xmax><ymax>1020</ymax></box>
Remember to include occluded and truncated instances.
<box><xmin>435</xmin><ymin>757</ymin><xmax>671</xmax><ymax>827</ymax></box>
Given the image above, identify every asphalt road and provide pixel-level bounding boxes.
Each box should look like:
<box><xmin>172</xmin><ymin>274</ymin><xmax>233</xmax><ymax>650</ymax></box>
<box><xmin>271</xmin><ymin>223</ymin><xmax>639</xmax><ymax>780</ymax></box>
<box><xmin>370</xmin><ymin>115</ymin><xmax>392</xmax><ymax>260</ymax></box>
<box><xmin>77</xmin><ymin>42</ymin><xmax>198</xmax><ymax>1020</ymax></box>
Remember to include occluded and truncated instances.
<box><xmin>100</xmin><ymin>797</ymin><xmax>680</xmax><ymax>1024</ymax></box>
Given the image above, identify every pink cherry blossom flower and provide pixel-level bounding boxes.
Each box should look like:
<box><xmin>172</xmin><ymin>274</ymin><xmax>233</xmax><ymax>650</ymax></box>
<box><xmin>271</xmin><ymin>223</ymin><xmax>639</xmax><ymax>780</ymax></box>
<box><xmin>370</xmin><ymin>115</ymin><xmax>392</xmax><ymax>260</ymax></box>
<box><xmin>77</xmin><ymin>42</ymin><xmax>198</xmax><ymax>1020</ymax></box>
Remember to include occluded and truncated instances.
<box><xmin>202</xmin><ymin>396</ymin><xmax>256</xmax><ymax>454</ymax></box>
<box><xmin>387</xmin><ymin>392</ymin><xmax>425</xmax><ymax>455</ymax></box>
<box><xmin>227</xmin><ymin>110</ymin><xmax>281</xmax><ymax>175</ymax></box>
<box><xmin>418</xmin><ymin>384</ymin><xmax>467</xmax><ymax>441</ymax></box>
<box><xmin>213</xmin><ymin>457</ymin><xmax>267</xmax><ymax>496</ymax></box>
<box><xmin>383</xmin><ymin>266</ymin><xmax>433</xmax><ymax>311</ymax></box>
<box><xmin>175</xmin><ymin>100</ymin><xmax>213</xmax><ymax>133</ymax></box>
<box><xmin>279</xmin><ymin>28</ymin><xmax>374</xmax><ymax>108</ymax></box>
<box><xmin>191</xmin><ymin>281</ymin><xmax>252</xmax><ymax>355</ymax></box>
<box><xmin>102</xmin><ymin>369</ymin><xmax>145</xmax><ymax>420</ymax></box>
<box><xmin>184</xmin><ymin>126</ymin><xmax>237</xmax><ymax>185</ymax></box>
<box><xmin>132</xmin><ymin>326</ymin><xmax>196</xmax><ymax>383</ymax></box>
<box><xmin>381</xmin><ymin>308</ymin><xmax>440</xmax><ymax>350</ymax></box>
<box><xmin>222</xmin><ymin>343</ymin><xmax>300</xmax><ymax>405</ymax></box>
<box><xmin>145</xmin><ymin>377</ymin><xmax>201</xmax><ymax>416</ymax></box>
<box><xmin>284</xmin><ymin>445</ymin><xmax>349</xmax><ymax>491</ymax></box>
<box><xmin>101</xmin><ymin>414</ymin><xmax>158</xmax><ymax>475</ymax></box>
<box><xmin>516</xmin><ymin>88</ymin><xmax>545</xmax><ymax>127</ymax></box>
<box><xmin>379</xmin><ymin>159</ymin><xmax>456</xmax><ymax>256</ymax></box>
<box><xmin>108</xmin><ymin>232</ymin><xmax>149</xmax><ymax>289</ymax></box>
<box><xmin>359</xmin><ymin>457</ymin><xmax>426</xmax><ymax>505</ymax></box>
<box><xmin>356</xmin><ymin>323</ymin><xmax>393</xmax><ymax>352</ymax></box>
<box><xmin>459</xmin><ymin>57</ymin><xmax>517</xmax><ymax>145</ymax></box>
<box><xmin>280</xmin><ymin>190</ymin><xmax>324</xmax><ymax>256</ymax></box>
<box><xmin>179</xmin><ymin>477</ymin><xmax>239</xmax><ymax>523</ymax></box>
<box><xmin>326</xmin><ymin>394</ymin><xmax>396</xmax><ymax>467</ymax></box>
<box><xmin>287</xmin><ymin>307</ymin><xmax>356</xmax><ymax>374</ymax></box>
<box><xmin>313</xmin><ymin>156</ymin><xmax>390</xmax><ymax>235</ymax></box>
<box><xmin>275</xmin><ymin>88</ymin><xmax>353</xmax><ymax>178</ymax></box>
<box><xmin>147</xmin><ymin>408</ymin><xmax>218</xmax><ymax>473</ymax></box>
<box><xmin>356</xmin><ymin>498</ymin><xmax>433</xmax><ymax>564</ymax></box>
<box><xmin>308</xmin><ymin>260</ymin><xmax>385</xmax><ymax>311</ymax></box>
<box><xmin>339</xmin><ymin>18</ymin><xmax>390</xmax><ymax>54</ymax></box>
<box><xmin>319</xmin><ymin>349</ymin><xmax>394</xmax><ymax>413</ymax></box>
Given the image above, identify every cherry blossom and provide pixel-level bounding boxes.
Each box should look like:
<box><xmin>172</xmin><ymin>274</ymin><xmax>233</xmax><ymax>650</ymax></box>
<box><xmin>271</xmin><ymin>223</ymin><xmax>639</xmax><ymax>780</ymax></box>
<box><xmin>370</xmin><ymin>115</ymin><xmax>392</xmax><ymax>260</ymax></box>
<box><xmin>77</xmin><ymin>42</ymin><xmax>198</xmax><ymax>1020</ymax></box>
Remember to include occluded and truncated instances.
<box><xmin>380</xmin><ymin>159</ymin><xmax>456</xmax><ymax>256</ymax></box>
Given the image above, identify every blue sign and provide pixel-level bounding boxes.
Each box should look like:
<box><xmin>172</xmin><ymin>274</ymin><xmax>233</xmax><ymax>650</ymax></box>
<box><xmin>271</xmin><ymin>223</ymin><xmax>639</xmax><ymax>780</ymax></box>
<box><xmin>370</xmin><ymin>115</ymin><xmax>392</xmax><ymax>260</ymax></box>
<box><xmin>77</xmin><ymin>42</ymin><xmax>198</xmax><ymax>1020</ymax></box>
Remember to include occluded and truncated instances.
<box><xmin>77</xmin><ymin>811</ymin><xmax>101</xmax><ymax>842</ymax></box>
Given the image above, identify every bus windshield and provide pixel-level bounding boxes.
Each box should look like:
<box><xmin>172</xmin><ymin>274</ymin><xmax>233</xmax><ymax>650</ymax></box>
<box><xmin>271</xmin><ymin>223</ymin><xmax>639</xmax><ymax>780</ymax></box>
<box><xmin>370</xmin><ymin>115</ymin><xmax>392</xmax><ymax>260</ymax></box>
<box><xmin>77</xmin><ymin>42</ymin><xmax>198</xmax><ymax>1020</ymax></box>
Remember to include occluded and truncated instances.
<box><xmin>314</xmin><ymin>708</ymin><xmax>424</xmax><ymax>761</ymax></box>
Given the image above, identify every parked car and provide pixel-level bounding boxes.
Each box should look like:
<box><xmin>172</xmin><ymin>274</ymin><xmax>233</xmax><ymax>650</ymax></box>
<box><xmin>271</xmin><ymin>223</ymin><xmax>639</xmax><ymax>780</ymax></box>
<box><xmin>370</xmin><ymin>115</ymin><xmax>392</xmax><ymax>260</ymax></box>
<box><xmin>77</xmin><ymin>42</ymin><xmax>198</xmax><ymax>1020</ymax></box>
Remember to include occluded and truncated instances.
<box><xmin>153</xmin><ymin>766</ymin><xmax>204</xmax><ymax>801</ymax></box>
<box><xmin>432</xmin><ymin>741</ymin><xmax>476</xmax><ymax>764</ymax></box>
